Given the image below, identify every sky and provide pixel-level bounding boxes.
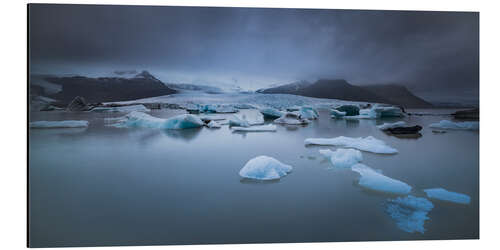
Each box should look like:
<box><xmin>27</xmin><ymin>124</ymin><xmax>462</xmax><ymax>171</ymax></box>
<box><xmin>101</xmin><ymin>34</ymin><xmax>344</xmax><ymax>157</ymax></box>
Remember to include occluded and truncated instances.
<box><xmin>29</xmin><ymin>4</ymin><xmax>479</xmax><ymax>102</ymax></box>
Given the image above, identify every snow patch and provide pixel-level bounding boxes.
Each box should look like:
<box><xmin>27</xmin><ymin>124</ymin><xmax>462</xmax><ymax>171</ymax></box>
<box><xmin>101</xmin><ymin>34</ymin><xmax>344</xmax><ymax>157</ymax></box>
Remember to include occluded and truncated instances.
<box><xmin>239</xmin><ymin>156</ymin><xmax>293</xmax><ymax>180</ymax></box>
<box><xmin>304</xmin><ymin>136</ymin><xmax>398</xmax><ymax>154</ymax></box>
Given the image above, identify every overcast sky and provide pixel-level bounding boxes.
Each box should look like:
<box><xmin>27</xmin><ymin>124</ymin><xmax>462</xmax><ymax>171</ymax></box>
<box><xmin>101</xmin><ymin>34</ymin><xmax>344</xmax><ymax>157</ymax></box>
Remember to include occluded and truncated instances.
<box><xmin>29</xmin><ymin>4</ymin><xmax>479</xmax><ymax>101</ymax></box>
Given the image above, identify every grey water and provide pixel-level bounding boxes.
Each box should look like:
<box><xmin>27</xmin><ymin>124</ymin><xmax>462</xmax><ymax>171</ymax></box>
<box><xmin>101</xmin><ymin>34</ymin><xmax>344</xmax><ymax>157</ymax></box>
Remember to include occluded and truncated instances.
<box><xmin>28</xmin><ymin>109</ymin><xmax>479</xmax><ymax>247</ymax></box>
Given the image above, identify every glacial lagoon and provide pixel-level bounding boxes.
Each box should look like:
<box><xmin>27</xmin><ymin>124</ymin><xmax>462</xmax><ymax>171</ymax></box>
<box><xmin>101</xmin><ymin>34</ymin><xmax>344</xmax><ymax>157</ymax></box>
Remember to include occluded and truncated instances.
<box><xmin>29</xmin><ymin>108</ymin><xmax>479</xmax><ymax>247</ymax></box>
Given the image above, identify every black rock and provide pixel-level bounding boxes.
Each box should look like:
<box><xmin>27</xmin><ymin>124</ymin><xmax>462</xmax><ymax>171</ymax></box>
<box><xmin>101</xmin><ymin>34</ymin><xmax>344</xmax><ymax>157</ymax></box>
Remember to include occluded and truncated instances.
<box><xmin>66</xmin><ymin>96</ymin><xmax>91</xmax><ymax>111</ymax></box>
<box><xmin>386</xmin><ymin>125</ymin><xmax>423</xmax><ymax>135</ymax></box>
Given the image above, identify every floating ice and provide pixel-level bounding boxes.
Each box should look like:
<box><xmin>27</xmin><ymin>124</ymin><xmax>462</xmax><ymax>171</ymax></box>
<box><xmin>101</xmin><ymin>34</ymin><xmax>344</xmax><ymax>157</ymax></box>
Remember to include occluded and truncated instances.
<box><xmin>232</xmin><ymin>124</ymin><xmax>277</xmax><ymax>132</ymax></box>
<box><xmin>109</xmin><ymin>111</ymin><xmax>204</xmax><ymax>129</ymax></box>
<box><xmin>429</xmin><ymin>120</ymin><xmax>479</xmax><ymax>131</ymax></box>
<box><xmin>377</xmin><ymin>121</ymin><xmax>407</xmax><ymax>130</ymax></box>
<box><xmin>200</xmin><ymin>104</ymin><xmax>238</xmax><ymax>113</ymax></box>
<box><xmin>260</xmin><ymin>108</ymin><xmax>284</xmax><ymax>119</ymax></box>
<box><xmin>330</xmin><ymin>109</ymin><xmax>347</xmax><ymax>118</ymax></box>
<box><xmin>336</xmin><ymin>105</ymin><xmax>360</xmax><ymax>116</ymax></box>
<box><xmin>235</xmin><ymin>112</ymin><xmax>265</xmax><ymax>126</ymax></box>
<box><xmin>206</xmin><ymin>120</ymin><xmax>221</xmax><ymax>128</ymax></box>
<box><xmin>199</xmin><ymin>114</ymin><xmax>226</xmax><ymax>122</ymax></box>
<box><xmin>274</xmin><ymin>112</ymin><xmax>310</xmax><ymax>125</ymax></box>
<box><xmin>351</xmin><ymin>164</ymin><xmax>411</xmax><ymax>194</ymax></box>
<box><xmin>344</xmin><ymin>105</ymin><xmax>404</xmax><ymax>119</ymax></box>
<box><xmin>299</xmin><ymin>106</ymin><xmax>319</xmax><ymax>120</ymax></box>
<box><xmin>30</xmin><ymin>120</ymin><xmax>89</xmax><ymax>128</ymax></box>
<box><xmin>319</xmin><ymin>148</ymin><xmax>362</xmax><ymax>168</ymax></box>
<box><xmin>423</xmin><ymin>188</ymin><xmax>471</xmax><ymax>204</ymax></box>
<box><xmin>229</xmin><ymin>116</ymin><xmax>251</xmax><ymax>127</ymax></box>
<box><xmin>304</xmin><ymin>136</ymin><xmax>398</xmax><ymax>154</ymax></box>
<box><xmin>90</xmin><ymin>104</ymin><xmax>150</xmax><ymax>113</ymax></box>
<box><xmin>239</xmin><ymin>156</ymin><xmax>293</xmax><ymax>180</ymax></box>
<box><xmin>385</xmin><ymin>195</ymin><xmax>434</xmax><ymax>233</ymax></box>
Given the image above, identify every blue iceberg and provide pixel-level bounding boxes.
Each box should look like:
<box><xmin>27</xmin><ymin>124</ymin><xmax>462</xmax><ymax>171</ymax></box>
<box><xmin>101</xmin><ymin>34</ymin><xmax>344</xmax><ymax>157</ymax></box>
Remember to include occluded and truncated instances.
<box><xmin>239</xmin><ymin>156</ymin><xmax>293</xmax><ymax>180</ymax></box>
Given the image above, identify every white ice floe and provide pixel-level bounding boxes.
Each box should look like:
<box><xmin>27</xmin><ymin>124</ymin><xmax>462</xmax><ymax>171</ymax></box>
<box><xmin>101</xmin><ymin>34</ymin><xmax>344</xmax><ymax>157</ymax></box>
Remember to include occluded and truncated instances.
<box><xmin>200</xmin><ymin>104</ymin><xmax>238</xmax><ymax>113</ymax></box>
<box><xmin>274</xmin><ymin>112</ymin><xmax>310</xmax><ymax>125</ymax></box>
<box><xmin>330</xmin><ymin>109</ymin><xmax>347</xmax><ymax>118</ymax></box>
<box><xmin>299</xmin><ymin>106</ymin><xmax>319</xmax><ymax>120</ymax></box>
<box><xmin>109</xmin><ymin>111</ymin><xmax>204</xmax><ymax>129</ymax></box>
<box><xmin>235</xmin><ymin>112</ymin><xmax>265</xmax><ymax>126</ymax></box>
<box><xmin>319</xmin><ymin>148</ymin><xmax>362</xmax><ymax>168</ymax></box>
<box><xmin>385</xmin><ymin>195</ymin><xmax>434</xmax><ymax>233</ymax></box>
<box><xmin>423</xmin><ymin>188</ymin><xmax>471</xmax><ymax>204</ymax></box>
<box><xmin>260</xmin><ymin>107</ymin><xmax>284</xmax><ymax>119</ymax></box>
<box><xmin>429</xmin><ymin>120</ymin><xmax>479</xmax><ymax>131</ymax></box>
<box><xmin>304</xmin><ymin>136</ymin><xmax>398</xmax><ymax>154</ymax></box>
<box><xmin>239</xmin><ymin>155</ymin><xmax>293</xmax><ymax>180</ymax></box>
<box><xmin>90</xmin><ymin>104</ymin><xmax>150</xmax><ymax>113</ymax></box>
<box><xmin>30</xmin><ymin>120</ymin><xmax>89</xmax><ymax>128</ymax></box>
<box><xmin>228</xmin><ymin>116</ymin><xmax>251</xmax><ymax>127</ymax></box>
<box><xmin>232</xmin><ymin>124</ymin><xmax>277</xmax><ymax>132</ymax></box>
<box><xmin>351</xmin><ymin>164</ymin><xmax>412</xmax><ymax>194</ymax></box>
<box><xmin>206</xmin><ymin>120</ymin><xmax>221</xmax><ymax>128</ymax></box>
<box><xmin>377</xmin><ymin>121</ymin><xmax>407</xmax><ymax>130</ymax></box>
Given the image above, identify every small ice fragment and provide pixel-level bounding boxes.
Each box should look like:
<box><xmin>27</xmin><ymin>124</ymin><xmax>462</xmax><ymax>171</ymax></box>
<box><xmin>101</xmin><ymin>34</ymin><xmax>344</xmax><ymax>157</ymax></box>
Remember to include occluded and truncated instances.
<box><xmin>260</xmin><ymin>108</ymin><xmax>284</xmax><ymax>119</ymax></box>
<box><xmin>429</xmin><ymin>120</ymin><xmax>479</xmax><ymax>130</ymax></box>
<box><xmin>319</xmin><ymin>148</ymin><xmax>362</xmax><ymax>168</ymax></box>
<box><xmin>232</xmin><ymin>124</ymin><xmax>277</xmax><ymax>132</ymax></box>
<box><xmin>228</xmin><ymin>115</ymin><xmax>251</xmax><ymax>127</ymax></box>
<box><xmin>351</xmin><ymin>164</ymin><xmax>411</xmax><ymax>194</ymax></box>
<box><xmin>239</xmin><ymin>156</ymin><xmax>293</xmax><ymax>180</ymax></box>
<box><xmin>377</xmin><ymin>121</ymin><xmax>407</xmax><ymax>130</ymax></box>
<box><xmin>423</xmin><ymin>188</ymin><xmax>471</xmax><ymax>204</ymax></box>
<box><xmin>385</xmin><ymin>195</ymin><xmax>434</xmax><ymax>233</ymax></box>
<box><xmin>30</xmin><ymin>120</ymin><xmax>89</xmax><ymax>128</ymax></box>
<box><xmin>206</xmin><ymin>120</ymin><xmax>221</xmax><ymax>128</ymax></box>
<box><xmin>304</xmin><ymin>136</ymin><xmax>398</xmax><ymax>154</ymax></box>
<box><xmin>274</xmin><ymin>112</ymin><xmax>309</xmax><ymax>125</ymax></box>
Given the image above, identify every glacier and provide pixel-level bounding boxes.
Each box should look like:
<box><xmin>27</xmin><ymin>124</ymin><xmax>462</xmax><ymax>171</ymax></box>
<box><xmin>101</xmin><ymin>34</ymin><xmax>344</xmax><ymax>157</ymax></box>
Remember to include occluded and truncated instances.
<box><xmin>232</xmin><ymin>124</ymin><xmax>277</xmax><ymax>132</ymax></box>
<box><xmin>385</xmin><ymin>195</ymin><xmax>434</xmax><ymax>233</ymax></box>
<box><xmin>319</xmin><ymin>148</ymin><xmax>363</xmax><ymax>168</ymax></box>
<box><xmin>423</xmin><ymin>188</ymin><xmax>471</xmax><ymax>204</ymax></box>
<box><xmin>239</xmin><ymin>156</ymin><xmax>293</xmax><ymax>180</ymax></box>
<box><xmin>351</xmin><ymin>164</ymin><xmax>412</xmax><ymax>195</ymax></box>
<box><xmin>109</xmin><ymin>111</ymin><xmax>204</xmax><ymax>129</ymax></box>
<box><xmin>377</xmin><ymin>121</ymin><xmax>407</xmax><ymax>130</ymax></box>
<box><xmin>30</xmin><ymin>120</ymin><xmax>89</xmax><ymax>128</ymax></box>
<box><xmin>304</xmin><ymin>136</ymin><xmax>398</xmax><ymax>154</ymax></box>
<box><xmin>429</xmin><ymin>120</ymin><xmax>479</xmax><ymax>131</ymax></box>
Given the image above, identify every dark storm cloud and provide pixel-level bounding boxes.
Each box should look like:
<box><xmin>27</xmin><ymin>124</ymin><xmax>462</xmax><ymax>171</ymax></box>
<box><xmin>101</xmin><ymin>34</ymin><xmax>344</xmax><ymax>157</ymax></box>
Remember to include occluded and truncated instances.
<box><xmin>28</xmin><ymin>4</ymin><xmax>478</xmax><ymax>97</ymax></box>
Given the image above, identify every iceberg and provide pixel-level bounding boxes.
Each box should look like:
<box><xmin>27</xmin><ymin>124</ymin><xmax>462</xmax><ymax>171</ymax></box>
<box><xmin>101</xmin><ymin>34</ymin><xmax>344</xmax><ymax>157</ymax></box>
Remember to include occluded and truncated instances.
<box><xmin>304</xmin><ymin>136</ymin><xmax>398</xmax><ymax>154</ymax></box>
<box><xmin>336</xmin><ymin>105</ymin><xmax>360</xmax><ymax>116</ymax></box>
<box><xmin>206</xmin><ymin>120</ymin><xmax>222</xmax><ymax>128</ymax></box>
<box><xmin>90</xmin><ymin>104</ymin><xmax>150</xmax><ymax>113</ymax></box>
<box><xmin>260</xmin><ymin>107</ymin><xmax>284</xmax><ymax>119</ymax></box>
<box><xmin>377</xmin><ymin>121</ymin><xmax>407</xmax><ymax>130</ymax></box>
<box><xmin>200</xmin><ymin>104</ymin><xmax>238</xmax><ymax>113</ymax></box>
<box><xmin>429</xmin><ymin>120</ymin><xmax>479</xmax><ymax>131</ymax></box>
<box><xmin>319</xmin><ymin>148</ymin><xmax>362</xmax><ymax>168</ymax></box>
<box><xmin>351</xmin><ymin>164</ymin><xmax>412</xmax><ymax>194</ymax></box>
<box><xmin>239</xmin><ymin>156</ymin><xmax>293</xmax><ymax>180</ymax></box>
<box><xmin>228</xmin><ymin>116</ymin><xmax>251</xmax><ymax>127</ymax></box>
<box><xmin>232</xmin><ymin>124</ymin><xmax>277</xmax><ymax>132</ymax></box>
<box><xmin>344</xmin><ymin>105</ymin><xmax>404</xmax><ymax>119</ymax></box>
<box><xmin>299</xmin><ymin>106</ymin><xmax>319</xmax><ymax>120</ymax></box>
<box><xmin>385</xmin><ymin>195</ymin><xmax>434</xmax><ymax>233</ymax></box>
<box><xmin>274</xmin><ymin>112</ymin><xmax>310</xmax><ymax>125</ymax></box>
<box><xmin>109</xmin><ymin>111</ymin><xmax>204</xmax><ymax>129</ymax></box>
<box><xmin>330</xmin><ymin>109</ymin><xmax>346</xmax><ymax>118</ymax></box>
<box><xmin>30</xmin><ymin>120</ymin><xmax>89</xmax><ymax>128</ymax></box>
<box><xmin>423</xmin><ymin>188</ymin><xmax>471</xmax><ymax>204</ymax></box>
<box><xmin>199</xmin><ymin>114</ymin><xmax>226</xmax><ymax>122</ymax></box>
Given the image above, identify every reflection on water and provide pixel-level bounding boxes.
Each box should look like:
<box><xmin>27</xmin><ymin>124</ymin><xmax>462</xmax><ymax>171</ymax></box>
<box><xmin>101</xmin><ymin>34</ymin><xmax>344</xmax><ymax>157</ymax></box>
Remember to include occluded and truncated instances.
<box><xmin>29</xmin><ymin>108</ymin><xmax>479</xmax><ymax>247</ymax></box>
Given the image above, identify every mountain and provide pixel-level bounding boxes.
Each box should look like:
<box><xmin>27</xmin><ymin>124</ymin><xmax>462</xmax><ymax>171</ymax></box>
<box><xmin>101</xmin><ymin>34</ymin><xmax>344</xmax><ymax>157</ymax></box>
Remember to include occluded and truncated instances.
<box><xmin>257</xmin><ymin>79</ymin><xmax>432</xmax><ymax>108</ymax></box>
<box><xmin>44</xmin><ymin>71</ymin><xmax>177</xmax><ymax>104</ymax></box>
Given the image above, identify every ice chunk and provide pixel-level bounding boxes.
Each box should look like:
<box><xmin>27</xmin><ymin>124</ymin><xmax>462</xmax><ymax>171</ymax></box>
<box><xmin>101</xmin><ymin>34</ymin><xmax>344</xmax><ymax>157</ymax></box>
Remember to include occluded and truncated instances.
<box><xmin>336</xmin><ymin>105</ymin><xmax>360</xmax><ymax>116</ymax></box>
<box><xmin>344</xmin><ymin>105</ymin><xmax>404</xmax><ymax>119</ymax></box>
<box><xmin>199</xmin><ymin>115</ymin><xmax>226</xmax><ymax>122</ymax></box>
<box><xmin>377</xmin><ymin>121</ymin><xmax>407</xmax><ymax>130</ymax></box>
<box><xmin>201</xmin><ymin>104</ymin><xmax>238</xmax><ymax>113</ymax></box>
<box><xmin>90</xmin><ymin>104</ymin><xmax>150</xmax><ymax>113</ymax></box>
<box><xmin>304</xmin><ymin>136</ymin><xmax>398</xmax><ymax>154</ymax></box>
<box><xmin>351</xmin><ymin>164</ymin><xmax>412</xmax><ymax>194</ymax></box>
<box><xmin>228</xmin><ymin>115</ymin><xmax>251</xmax><ymax>127</ymax></box>
<box><xmin>299</xmin><ymin>106</ymin><xmax>319</xmax><ymax>120</ymax></box>
<box><xmin>319</xmin><ymin>148</ymin><xmax>362</xmax><ymax>168</ymax></box>
<box><xmin>30</xmin><ymin>120</ymin><xmax>89</xmax><ymax>128</ymax></box>
<box><xmin>274</xmin><ymin>112</ymin><xmax>310</xmax><ymax>125</ymax></box>
<box><xmin>429</xmin><ymin>120</ymin><xmax>479</xmax><ymax>131</ymax></box>
<box><xmin>206</xmin><ymin>120</ymin><xmax>221</xmax><ymax>128</ymax></box>
<box><xmin>423</xmin><ymin>188</ymin><xmax>471</xmax><ymax>204</ymax></box>
<box><xmin>260</xmin><ymin>107</ymin><xmax>284</xmax><ymax>119</ymax></box>
<box><xmin>232</xmin><ymin>124</ymin><xmax>277</xmax><ymax>132</ymax></box>
<box><xmin>109</xmin><ymin>111</ymin><xmax>204</xmax><ymax>129</ymax></box>
<box><xmin>330</xmin><ymin>109</ymin><xmax>346</xmax><ymax>118</ymax></box>
<box><xmin>239</xmin><ymin>156</ymin><xmax>293</xmax><ymax>180</ymax></box>
<box><xmin>385</xmin><ymin>195</ymin><xmax>434</xmax><ymax>233</ymax></box>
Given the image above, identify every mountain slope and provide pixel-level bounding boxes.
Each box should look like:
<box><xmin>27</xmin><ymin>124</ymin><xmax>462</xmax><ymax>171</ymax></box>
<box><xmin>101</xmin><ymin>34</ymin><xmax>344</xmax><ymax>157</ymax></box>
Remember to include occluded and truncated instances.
<box><xmin>362</xmin><ymin>84</ymin><xmax>433</xmax><ymax>108</ymax></box>
<box><xmin>45</xmin><ymin>71</ymin><xmax>177</xmax><ymax>104</ymax></box>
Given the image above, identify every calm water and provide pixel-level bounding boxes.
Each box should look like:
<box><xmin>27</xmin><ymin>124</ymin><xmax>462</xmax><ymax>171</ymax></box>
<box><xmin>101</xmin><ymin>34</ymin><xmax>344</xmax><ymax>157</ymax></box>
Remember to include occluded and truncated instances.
<box><xmin>28</xmin><ymin>109</ymin><xmax>479</xmax><ymax>247</ymax></box>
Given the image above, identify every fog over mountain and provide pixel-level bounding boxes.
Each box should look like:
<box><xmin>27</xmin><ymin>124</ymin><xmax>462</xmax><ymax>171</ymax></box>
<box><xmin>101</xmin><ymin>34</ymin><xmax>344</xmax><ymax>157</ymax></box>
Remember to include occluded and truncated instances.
<box><xmin>29</xmin><ymin>4</ymin><xmax>479</xmax><ymax>104</ymax></box>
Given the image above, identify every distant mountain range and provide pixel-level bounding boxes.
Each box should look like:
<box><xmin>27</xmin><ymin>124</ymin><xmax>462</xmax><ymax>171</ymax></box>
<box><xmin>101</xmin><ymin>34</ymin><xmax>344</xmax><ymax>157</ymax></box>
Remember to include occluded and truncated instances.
<box><xmin>41</xmin><ymin>71</ymin><xmax>177</xmax><ymax>104</ymax></box>
<box><xmin>257</xmin><ymin>79</ymin><xmax>433</xmax><ymax>108</ymax></box>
